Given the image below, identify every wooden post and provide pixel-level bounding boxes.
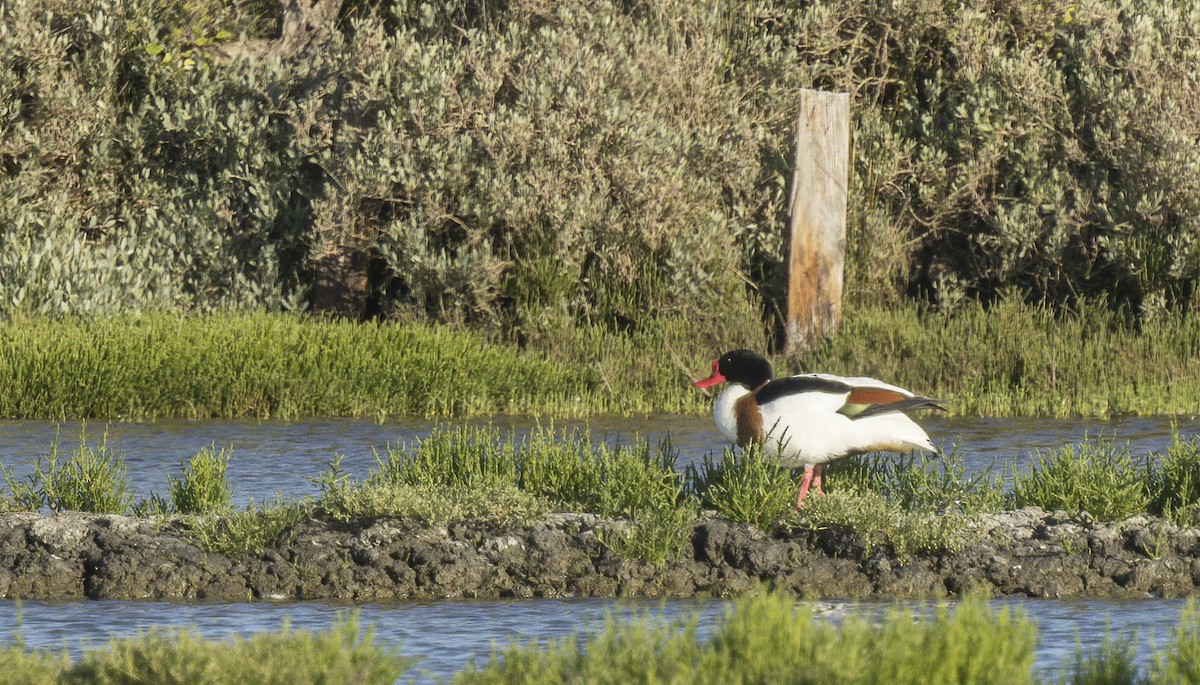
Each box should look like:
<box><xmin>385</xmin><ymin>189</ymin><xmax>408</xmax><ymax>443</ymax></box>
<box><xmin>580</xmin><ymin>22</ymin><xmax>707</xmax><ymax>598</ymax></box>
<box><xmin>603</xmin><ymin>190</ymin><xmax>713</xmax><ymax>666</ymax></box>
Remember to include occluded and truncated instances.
<box><xmin>785</xmin><ymin>89</ymin><xmax>850</xmax><ymax>357</ymax></box>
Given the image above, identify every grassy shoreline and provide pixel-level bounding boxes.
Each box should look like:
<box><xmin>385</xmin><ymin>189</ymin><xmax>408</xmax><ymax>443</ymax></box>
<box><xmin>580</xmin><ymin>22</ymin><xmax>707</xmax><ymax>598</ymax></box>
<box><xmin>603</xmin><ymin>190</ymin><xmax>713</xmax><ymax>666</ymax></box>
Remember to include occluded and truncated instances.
<box><xmin>4</xmin><ymin>425</ymin><xmax>1199</xmax><ymax>563</ymax></box>
<box><xmin>0</xmin><ymin>301</ymin><xmax>1199</xmax><ymax>421</ymax></box>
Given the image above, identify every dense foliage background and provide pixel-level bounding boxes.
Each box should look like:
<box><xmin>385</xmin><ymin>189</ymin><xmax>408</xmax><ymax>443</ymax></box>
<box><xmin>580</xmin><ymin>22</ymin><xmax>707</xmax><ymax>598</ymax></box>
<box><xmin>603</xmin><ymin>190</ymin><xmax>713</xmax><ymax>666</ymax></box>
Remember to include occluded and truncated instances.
<box><xmin>2</xmin><ymin>0</ymin><xmax>1197</xmax><ymax>347</ymax></box>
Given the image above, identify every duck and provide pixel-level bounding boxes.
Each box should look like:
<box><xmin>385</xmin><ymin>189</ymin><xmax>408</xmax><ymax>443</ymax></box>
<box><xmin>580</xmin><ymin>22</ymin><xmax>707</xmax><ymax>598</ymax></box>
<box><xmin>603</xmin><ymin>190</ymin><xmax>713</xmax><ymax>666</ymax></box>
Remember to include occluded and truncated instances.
<box><xmin>693</xmin><ymin>349</ymin><xmax>945</xmax><ymax>509</ymax></box>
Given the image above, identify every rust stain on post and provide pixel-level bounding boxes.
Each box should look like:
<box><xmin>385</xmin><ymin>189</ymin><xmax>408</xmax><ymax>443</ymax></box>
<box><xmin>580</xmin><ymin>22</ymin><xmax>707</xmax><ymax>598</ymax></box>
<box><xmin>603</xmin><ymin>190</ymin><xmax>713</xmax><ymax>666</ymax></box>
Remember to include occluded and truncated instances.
<box><xmin>786</xmin><ymin>89</ymin><xmax>849</xmax><ymax>356</ymax></box>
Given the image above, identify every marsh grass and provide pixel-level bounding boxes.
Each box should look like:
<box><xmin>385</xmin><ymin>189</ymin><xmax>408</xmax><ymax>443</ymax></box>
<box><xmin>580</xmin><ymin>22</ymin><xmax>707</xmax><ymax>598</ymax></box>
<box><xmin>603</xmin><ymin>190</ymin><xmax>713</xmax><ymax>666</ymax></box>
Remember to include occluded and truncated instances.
<box><xmin>0</xmin><ymin>614</ymin><xmax>410</xmax><ymax>684</ymax></box>
<box><xmin>11</xmin><ymin>424</ymin><xmax>1200</xmax><ymax>563</ymax></box>
<box><xmin>183</xmin><ymin>498</ymin><xmax>312</xmax><ymax>556</ymax></box>
<box><xmin>800</xmin><ymin>298</ymin><xmax>1200</xmax><ymax>418</ymax></box>
<box><xmin>1147</xmin><ymin>435</ymin><xmax>1200</xmax><ymax>526</ymax></box>
<box><xmin>686</xmin><ymin>446</ymin><xmax>797</xmax><ymax>530</ymax></box>
<box><xmin>328</xmin><ymin>426</ymin><xmax>694</xmax><ymax>564</ymax></box>
<box><xmin>0</xmin><ymin>303</ymin><xmax>1199</xmax><ymax>421</ymax></box>
<box><xmin>458</xmin><ymin>593</ymin><xmax>1038</xmax><ymax>684</ymax></box>
<box><xmin>0</xmin><ymin>312</ymin><xmax>703</xmax><ymax>420</ymax></box>
<box><xmin>8</xmin><ymin>428</ymin><xmax>135</xmax><ymax>515</ymax></box>
<box><xmin>1063</xmin><ymin>631</ymin><xmax>1142</xmax><ymax>685</ymax></box>
<box><xmin>168</xmin><ymin>445</ymin><xmax>234</xmax><ymax>515</ymax></box>
<box><xmin>828</xmin><ymin>450</ymin><xmax>1005</xmax><ymax>516</ymax></box>
<box><xmin>1011</xmin><ymin>439</ymin><xmax>1150</xmax><ymax>521</ymax></box>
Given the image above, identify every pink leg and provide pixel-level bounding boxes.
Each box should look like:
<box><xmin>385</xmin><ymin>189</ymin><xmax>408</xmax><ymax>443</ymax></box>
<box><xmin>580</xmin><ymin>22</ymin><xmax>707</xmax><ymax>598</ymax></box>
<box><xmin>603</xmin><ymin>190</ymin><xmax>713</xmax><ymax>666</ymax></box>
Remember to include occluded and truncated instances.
<box><xmin>795</xmin><ymin>466</ymin><xmax>816</xmax><ymax>510</ymax></box>
<box><xmin>812</xmin><ymin>464</ymin><xmax>825</xmax><ymax>495</ymax></box>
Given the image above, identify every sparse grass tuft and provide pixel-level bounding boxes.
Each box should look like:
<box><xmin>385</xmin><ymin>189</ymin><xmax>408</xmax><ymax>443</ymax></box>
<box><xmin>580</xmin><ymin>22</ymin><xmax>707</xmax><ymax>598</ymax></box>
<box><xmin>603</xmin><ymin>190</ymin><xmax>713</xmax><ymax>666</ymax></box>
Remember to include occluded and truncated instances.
<box><xmin>168</xmin><ymin>444</ymin><xmax>234</xmax><ymax>515</ymax></box>
<box><xmin>1011</xmin><ymin>438</ymin><xmax>1150</xmax><ymax>521</ymax></box>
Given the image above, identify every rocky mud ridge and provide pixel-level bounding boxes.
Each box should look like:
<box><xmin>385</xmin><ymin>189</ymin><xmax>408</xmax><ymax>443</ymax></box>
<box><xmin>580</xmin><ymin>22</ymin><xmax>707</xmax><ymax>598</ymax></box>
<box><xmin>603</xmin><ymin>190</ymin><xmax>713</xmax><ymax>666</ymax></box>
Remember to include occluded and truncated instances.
<box><xmin>1</xmin><ymin>508</ymin><xmax>1196</xmax><ymax>601</ymax></box>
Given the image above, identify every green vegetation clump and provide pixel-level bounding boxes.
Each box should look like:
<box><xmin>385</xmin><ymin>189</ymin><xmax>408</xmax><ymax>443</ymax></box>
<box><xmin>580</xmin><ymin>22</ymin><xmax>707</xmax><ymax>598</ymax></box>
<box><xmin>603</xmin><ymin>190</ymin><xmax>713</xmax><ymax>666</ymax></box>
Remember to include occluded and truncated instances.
<box><xmin>1148</xmin><ymin>437</ymin><xmax>1200</xmax><ymax>526</ymax></box>
<box><xmin>0</xmin><ymin>615</ymin><xmax>410</xmax><ymax>684</ymax></box>
<box><xmin>459</xmin><ymin>593</ymin><xmax>1037</xmax><ymax>684</ymax></box>
<box><xmin>1011</xmin><ymin>439</ymin><xmax>1150</xmax><ymax>522</ymax></box>
<box><xmin>688</xmin><ymin>446</ymin><xmax>798</xmax><ymax>530</ymax></box>
<box><xmin>4</xmin><ymin>429</ymin><xmax>134</xmax><ymax>515</ymax></box>
<box><xmin>167</xmin><ymin>444</ymin><xmax>234</xmax><ymax>515</ymax></box>
<box><xmin>317</xmin><ymin>426</ymin><xmax>695</xmax><ymax>564</ymax></box>
<box><xmin>182</xmin><ymin>498</ymin><xmax>311</xmax><ymax>556</ymax></box>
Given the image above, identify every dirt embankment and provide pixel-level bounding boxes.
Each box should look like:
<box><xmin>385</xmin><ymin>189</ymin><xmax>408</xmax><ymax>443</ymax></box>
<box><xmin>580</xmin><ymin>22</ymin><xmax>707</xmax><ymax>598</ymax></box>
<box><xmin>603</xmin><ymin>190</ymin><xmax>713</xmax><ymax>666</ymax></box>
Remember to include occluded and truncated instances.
<box><xmin>0</xmin><ymin>508</ymin><xmax>1195</xmax><ymax>601</ymax></box>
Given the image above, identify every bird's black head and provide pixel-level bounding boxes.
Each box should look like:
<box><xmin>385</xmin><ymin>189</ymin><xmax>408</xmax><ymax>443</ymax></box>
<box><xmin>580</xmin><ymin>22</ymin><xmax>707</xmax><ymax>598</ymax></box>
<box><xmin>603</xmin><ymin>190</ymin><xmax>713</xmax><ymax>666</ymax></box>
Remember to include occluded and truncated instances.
<box><xmin>692</xmin><ymin>349</ymin><xmax>773</xmax><ymax>389</ymax></box>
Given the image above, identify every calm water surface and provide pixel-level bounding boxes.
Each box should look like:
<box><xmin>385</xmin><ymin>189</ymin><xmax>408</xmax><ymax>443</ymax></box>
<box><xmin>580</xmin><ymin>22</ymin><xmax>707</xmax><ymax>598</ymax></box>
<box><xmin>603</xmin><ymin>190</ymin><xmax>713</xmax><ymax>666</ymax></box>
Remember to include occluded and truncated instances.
<box><xmin>0</xmin><ymin>416</ymin><xmax>1196</xmax><ymax>680</ymax></box>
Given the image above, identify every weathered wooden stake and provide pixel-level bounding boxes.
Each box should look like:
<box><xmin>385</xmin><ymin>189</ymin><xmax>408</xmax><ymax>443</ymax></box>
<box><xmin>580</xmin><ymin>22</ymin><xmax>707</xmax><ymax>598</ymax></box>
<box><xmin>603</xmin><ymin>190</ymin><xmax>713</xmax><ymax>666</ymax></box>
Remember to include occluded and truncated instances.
<box><xmin>785</xmin><ymin>89</ymin><xmax>850</xmax><ymax>357</ymax></box>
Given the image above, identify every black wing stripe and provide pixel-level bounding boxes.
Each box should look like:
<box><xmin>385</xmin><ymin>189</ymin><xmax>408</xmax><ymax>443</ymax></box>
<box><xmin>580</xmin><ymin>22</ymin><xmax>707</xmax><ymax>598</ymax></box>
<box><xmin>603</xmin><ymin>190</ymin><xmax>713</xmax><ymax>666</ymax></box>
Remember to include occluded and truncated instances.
<box><xmin>754</xmin><ymin>376</ymin><xmax>852</xmax><ymax>406</ymax></box>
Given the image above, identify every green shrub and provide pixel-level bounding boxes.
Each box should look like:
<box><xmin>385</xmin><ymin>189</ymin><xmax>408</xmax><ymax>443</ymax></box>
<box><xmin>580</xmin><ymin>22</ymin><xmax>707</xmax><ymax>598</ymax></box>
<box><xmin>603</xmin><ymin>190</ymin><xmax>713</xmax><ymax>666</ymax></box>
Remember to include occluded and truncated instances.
<box><xmin>798</xmin><ymin>490</ymin><xmax>975</xmax><ymax>557</ymax></box>
<box><xmin>183</xmin><ymin>498</ymin><xmax>311</xmax><ymax>556</ymax></box>
<box><xmin>4</xmin><ymin>0</ymin><xmax>1197</xmax><ymax>332</ymax></box>
<box><xmin>167</xmin><ymin>444</ymin><xmax>233</xmax><ymax>515</ymax></box>
<box><xmin>20</xmin><ymin>428</ymin><xmax>135</xmax><ymax>514</ymax></box>
<box><xmin>1147</xmin><ymin>435</ymin><xmax>1200</xmax><ymax>525</ymax></box>
<box><xmin>828</xmin><ymin>450</ymin><xmax>1004</xmax><ymax>516</ymax></box>
<box><xmin>458</xmin><ymin>592</ymin><xmax>1038</xmax><ymax>684</ymax></box>
<box><xmin>687</xmin><ymin>446</ymin><xmax>797</xmax><ymax>530</ymax></box>
<box><xmin>53</xmin><ymin>614</ymin><xmax>411</xmax><ymax>685</ymax></box>
<box><xmin>1011</xmin><ymin>438</ymin><xmax>1150</xmax><ymax>521</ymax></box>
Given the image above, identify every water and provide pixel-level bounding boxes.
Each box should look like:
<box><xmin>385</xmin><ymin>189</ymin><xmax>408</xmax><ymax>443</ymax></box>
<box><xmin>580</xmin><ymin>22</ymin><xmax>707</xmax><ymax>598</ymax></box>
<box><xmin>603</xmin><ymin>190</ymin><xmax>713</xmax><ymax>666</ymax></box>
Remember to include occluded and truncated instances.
<box><xmin>0</xmin><ymin>416</ymin><xmax>1197</xmax><ymax>679</ymax></box>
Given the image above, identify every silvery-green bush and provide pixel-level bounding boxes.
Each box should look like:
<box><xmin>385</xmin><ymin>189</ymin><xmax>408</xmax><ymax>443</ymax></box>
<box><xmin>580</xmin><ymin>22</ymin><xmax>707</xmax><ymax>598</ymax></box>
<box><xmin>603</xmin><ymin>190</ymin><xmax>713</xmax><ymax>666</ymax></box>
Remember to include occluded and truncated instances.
<box><xmin>1</xmin><ymin>0</ymin><xmax>1197</xmax><ymax>332</ymax></box>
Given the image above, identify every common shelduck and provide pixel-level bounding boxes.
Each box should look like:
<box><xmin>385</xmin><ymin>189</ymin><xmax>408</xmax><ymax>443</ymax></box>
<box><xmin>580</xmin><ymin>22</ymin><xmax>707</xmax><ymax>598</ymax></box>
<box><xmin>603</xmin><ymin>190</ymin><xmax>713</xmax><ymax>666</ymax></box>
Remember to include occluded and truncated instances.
<box><xmin>693</xmin><ymin>349</ymin><xmax>946</xmax><ymax>509</ymax></box>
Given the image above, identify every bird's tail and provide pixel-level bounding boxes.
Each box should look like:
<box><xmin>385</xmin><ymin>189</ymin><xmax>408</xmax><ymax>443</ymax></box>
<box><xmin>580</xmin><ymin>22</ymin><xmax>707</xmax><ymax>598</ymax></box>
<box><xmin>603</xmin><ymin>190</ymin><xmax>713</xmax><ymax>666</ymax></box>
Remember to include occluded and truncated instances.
<box><xmin>852</xmin><ymin>396</ymin><xmax>947</xmax><ymax>419</ymax></box>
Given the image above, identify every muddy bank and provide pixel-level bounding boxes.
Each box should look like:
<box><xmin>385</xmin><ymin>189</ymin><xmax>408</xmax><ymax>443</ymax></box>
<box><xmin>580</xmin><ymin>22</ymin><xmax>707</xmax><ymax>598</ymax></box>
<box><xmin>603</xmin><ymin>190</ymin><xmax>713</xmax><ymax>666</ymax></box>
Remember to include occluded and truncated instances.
<box><xmin>0</xmin><ymin>508</ymin><xmax>1197</xmax><ymax>601</ymax></box>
